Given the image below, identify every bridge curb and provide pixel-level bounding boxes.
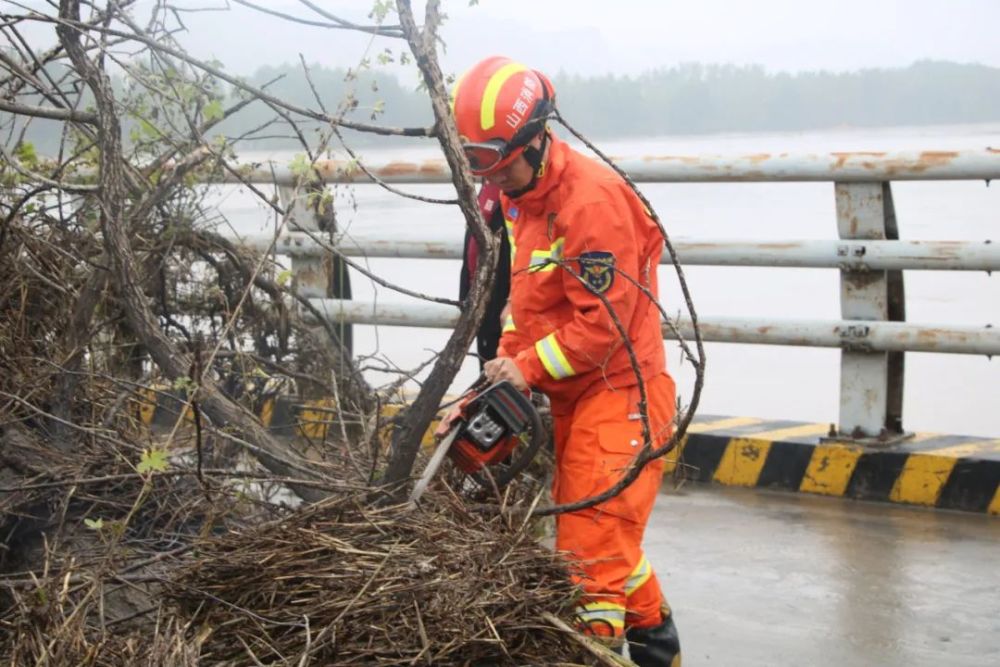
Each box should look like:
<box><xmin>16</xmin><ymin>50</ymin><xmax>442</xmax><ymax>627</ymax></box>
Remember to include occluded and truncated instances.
<box><xmin>674</xmin><ymin>415</ymin><xmax>1000</xmax><ymax>515</ymax></box>
<box><xmin>135</xmin><ymin>390</ymin><xmax>999</xmax><ymax>515</ymax></box>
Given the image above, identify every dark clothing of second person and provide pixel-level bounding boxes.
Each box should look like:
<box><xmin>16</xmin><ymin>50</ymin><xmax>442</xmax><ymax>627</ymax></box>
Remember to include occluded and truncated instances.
<box><xmin>458</xmin><ymin>183</ymin><xmax>511</xmax><ymax>368</ymax></box>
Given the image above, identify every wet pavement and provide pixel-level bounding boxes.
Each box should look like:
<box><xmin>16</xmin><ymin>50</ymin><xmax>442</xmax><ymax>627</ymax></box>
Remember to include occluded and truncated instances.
<box><xmin>645</xmin><ymin>484</ymin><xmax>1000</xmax><ymax>666</ymax></box>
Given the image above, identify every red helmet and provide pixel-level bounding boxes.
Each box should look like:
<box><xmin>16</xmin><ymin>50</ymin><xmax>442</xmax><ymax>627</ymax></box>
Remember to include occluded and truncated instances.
<box><xmin>451</xmin><ymin>56</ymin><xmax>555</xmax><ymax>175</ymax></box>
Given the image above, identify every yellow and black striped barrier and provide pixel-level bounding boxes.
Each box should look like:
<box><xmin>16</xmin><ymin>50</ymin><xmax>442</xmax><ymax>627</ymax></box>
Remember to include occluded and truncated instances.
<box><xmin>134</xmin><ymin>390</ymin><xmax>998</xmax><ymax>515</ymax></box>
<box><xmin>134</xmin><ymin>389</ymin><xmax>440</xmax><ymax>446</ymax></box>
<box><xmin>670</xmin><ymin>415</ymin><xmax>1000</xmax><ymax>515</ymax></box>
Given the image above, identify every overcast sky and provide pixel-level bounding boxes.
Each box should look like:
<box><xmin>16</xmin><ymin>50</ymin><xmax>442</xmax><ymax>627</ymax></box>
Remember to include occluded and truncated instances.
<box><xmin>157</xmin><ymin>0</ymin><xmax>1000</xmax><ymax>80</ymax></box>
<box><xmin>6</xmin><ymin>0</ymin><xmax>1000</xmax><ymax>80</ymax></box>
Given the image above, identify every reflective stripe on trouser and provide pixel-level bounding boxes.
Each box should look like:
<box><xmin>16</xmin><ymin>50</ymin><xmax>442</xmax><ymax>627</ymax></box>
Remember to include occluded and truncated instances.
<box><xmin>626</xmin><ymin>554</ymin><xmax>653</xmax><ymax>595</ymax></box>
<box><xmin>553</xmin><ymin>373</ymin><xmax>677</xmax><ymax>635</ymax></box>
<box><xmin>576</xmin><ymin>600</ymin><xmax>626</xmax><ymax>636</ymax></box>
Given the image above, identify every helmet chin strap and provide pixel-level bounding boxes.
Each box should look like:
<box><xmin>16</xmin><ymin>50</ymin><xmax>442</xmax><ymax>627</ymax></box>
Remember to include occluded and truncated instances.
<box><xmin>504</xmin><ymin>129</ymin><xmax>550</xmax><ymax>199</ymax></box>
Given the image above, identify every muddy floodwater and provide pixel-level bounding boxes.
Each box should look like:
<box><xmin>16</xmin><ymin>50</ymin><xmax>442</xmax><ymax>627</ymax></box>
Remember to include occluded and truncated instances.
<box><xmin>215</xmin><ymin>123</ymin><xmax>1000</xmax><ymax>437</ymax></box>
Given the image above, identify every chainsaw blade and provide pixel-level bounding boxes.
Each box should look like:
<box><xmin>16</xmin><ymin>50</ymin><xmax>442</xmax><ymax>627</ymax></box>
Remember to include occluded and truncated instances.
<box><xmin>408</xmin><ymin>426</ymin><xmax>460</xmax><ymax>504</ymax></box>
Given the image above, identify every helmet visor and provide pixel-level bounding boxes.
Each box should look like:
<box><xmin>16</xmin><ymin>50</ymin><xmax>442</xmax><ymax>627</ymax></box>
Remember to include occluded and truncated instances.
<box><xmin>462</xmin><ymin>141</ymin><xmax>508</xmax><ymax>175</ymax></box>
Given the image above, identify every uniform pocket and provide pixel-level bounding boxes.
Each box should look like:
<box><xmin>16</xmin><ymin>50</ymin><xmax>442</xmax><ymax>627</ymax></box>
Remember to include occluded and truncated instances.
<box><xmin>552</xmin><ymin>379</ymin><xmax>673</xmax><ymax>521</ymax></box>
<box><xmin>592</xmin><ymin>420</ymin><xmax>663</xmax><ymax>523</ymax></box>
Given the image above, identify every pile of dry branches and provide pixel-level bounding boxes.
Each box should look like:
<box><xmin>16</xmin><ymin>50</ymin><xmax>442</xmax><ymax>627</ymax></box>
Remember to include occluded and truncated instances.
<box><xmin>168</xmin><ymin>493</ymin><xmax>588</xmax><ymax>665</ymax></box>
<box><xmin>1</xmin><ymin>478</ymin><xmax>603</xmax><ymax>666</ymax></box>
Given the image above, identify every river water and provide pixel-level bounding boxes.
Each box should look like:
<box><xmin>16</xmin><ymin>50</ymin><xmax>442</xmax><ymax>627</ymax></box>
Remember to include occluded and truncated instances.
<box><xmin>210</xmin><ymin>123</ymin><xmax>999</xmax><ymax>438</ymax></box>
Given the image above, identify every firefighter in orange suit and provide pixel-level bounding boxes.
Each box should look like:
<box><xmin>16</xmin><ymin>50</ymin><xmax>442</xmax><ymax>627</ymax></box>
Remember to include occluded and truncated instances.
<box><xmin>452</xmin><ymin>56</ymin><xmax>682</xmax><ymax>666</ymax></box>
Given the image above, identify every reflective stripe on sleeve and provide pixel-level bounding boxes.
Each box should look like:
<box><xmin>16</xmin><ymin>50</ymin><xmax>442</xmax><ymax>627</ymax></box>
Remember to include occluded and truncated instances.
<box><xmin>535</xmin><ymin>332</ymin><xmax>576</xmax><ymax>380</ymax></box>
<box><xmin>505</xmin><ymin>218</ymin><xmax>516</xmax><ymax>265</ymax></box>
<box><xmin>528</xmin><ymin>237</ymin><xmax>564</xmax><ymax>273</ymax></box>
<box><xmin>625</xmin><ymin>554</ymin><xmax>653</xmax><ymax>596</ymax></box>
<box><xmin>502</xmin><ymin>314</ymin><xmax>516</xmax><ymax>333</ymax></box>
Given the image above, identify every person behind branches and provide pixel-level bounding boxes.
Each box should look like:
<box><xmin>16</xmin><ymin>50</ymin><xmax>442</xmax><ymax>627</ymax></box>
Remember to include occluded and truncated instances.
<box><xmin>451</xmin><ymin>56</ymin><xmax>681</xmax><ymax>665</ymax></box>
<box><xmin>458</xmin><ymin>181</ymin><xmax>510</xmax><ymax>369</ymax></box>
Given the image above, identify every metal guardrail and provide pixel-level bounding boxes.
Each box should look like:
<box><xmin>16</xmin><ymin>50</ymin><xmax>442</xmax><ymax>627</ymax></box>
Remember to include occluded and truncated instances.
<box><xmin>228</xmin><ymin>148</ymin><xmax>1000</xmax><ymax>184</ymax></box>
<box><xmin>308</xmin><ymin>299</ymin><xmax>1000</xmax><ymax>355</ymax></box>
<box><xmin>243</xmin><ymin>234</ymin><xmax>1000</xmax><ymax>272</ymax></box>
<box><xmin>238</xmin><ymin>148</ymin><xmax>1000</xmax><ymax>441</ymax></box>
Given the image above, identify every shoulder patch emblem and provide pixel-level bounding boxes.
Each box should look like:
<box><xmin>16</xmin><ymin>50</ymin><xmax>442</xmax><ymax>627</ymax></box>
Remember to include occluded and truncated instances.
<box><xmin>579</xmin><ymin>251</ymin><xmax>616</xmax><ymax>294</ymax></box>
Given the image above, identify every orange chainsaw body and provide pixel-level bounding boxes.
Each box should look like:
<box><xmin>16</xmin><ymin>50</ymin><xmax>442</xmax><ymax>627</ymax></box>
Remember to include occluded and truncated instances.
<box><xmin>441</xmin><ymin>381</ymin><xmax>537</xmax><ymax>475</ymax></box>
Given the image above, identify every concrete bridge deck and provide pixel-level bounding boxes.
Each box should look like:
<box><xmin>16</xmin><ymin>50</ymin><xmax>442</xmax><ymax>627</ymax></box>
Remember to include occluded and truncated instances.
<box><xmin>650</xmin><ymin>484</ymin><xmax>1000</xmax><ymax>666</ymax></box>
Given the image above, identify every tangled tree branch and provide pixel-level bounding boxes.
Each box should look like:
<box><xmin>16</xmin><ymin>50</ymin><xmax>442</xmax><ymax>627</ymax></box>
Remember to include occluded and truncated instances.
<box><xmin>54</xmin><ymin>0</ymin><xmax>332</xmax><ymax>503</ymax></box>
<box><xmin>378</xmin><ymin>0</ymin><xmax>498</xmax><ymax>496</ymax></box>
<box><xmin>16</xmin><ymin>9</ymin><xmax>434</xmax><ymax>137</ymax></box>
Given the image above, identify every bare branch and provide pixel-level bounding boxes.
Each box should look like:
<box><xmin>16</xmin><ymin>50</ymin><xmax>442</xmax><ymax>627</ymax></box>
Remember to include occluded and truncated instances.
<box><xmin>206</xmin><ymin>151</ymin><xmax>461</xmax><ymax>306</ymax></box>
<box><xmin>0</xmin><ymin>142</ymin><xmax>98</xmax><ymax>192</ymax></box>
<box><xmin>30</xmin><ymin>11</ymin><xmax>434</xmax><ymax>137</ymax></box>
<box><xmin>296</xmin><ymin>0</ymin><xmax>406</xmax><ymax>37</ymax></box>
<box><xmin>379</xmin><ymin>0</ymin><xmax>496</xmax><ymax>494</ymax></box>
<box><xmin>231</xmin><ymin>0</ymin><xmax>403</xmax><ymax>37</ymax></box>
<box><xmin>0</xmin><ymin>95</ymin><xmax>98</xmax><ymax>124</ymax></box>
<box><xmin>55</xmin><ymin>0</ymin><xmax>330</xmax><ymax>504</ymax></box>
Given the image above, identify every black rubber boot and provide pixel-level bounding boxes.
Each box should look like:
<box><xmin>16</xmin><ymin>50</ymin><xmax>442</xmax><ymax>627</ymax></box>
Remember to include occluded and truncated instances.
<box><xmin>626</xmin><ymin>609</ymin><xmax>681</xmax><ymax>667</ymax></box>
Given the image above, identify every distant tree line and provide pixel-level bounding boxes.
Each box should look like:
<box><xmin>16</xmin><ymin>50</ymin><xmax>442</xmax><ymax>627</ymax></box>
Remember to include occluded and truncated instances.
<box><xmin>231</xmin><ymin>59</ymin><xmax>1000</xmax><ymax>147</ymax></box>
<box><xmin>554</xmin><ymin>61</ymin><xmax>1000</xmax><ymax>136</ymax></box>
<box><xmin>11</xmin><ymin>60</ymin><xmax>1000</xmax><ymax>155</ymax></box>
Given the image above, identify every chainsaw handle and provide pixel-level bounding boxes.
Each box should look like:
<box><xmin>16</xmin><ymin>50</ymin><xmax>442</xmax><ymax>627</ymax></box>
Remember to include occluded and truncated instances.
<box><xmin>474</xmin><ymin>384</ymin><xmax>547</xmax><ymax>489</ymax></box>
<box><xmin>433</xmin><ymin>374</ymin><xmax>491</xmax><ymax>442</ymax></box>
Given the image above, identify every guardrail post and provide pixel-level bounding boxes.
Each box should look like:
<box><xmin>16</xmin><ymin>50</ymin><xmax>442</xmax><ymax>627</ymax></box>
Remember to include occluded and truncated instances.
<box><xmin>834</xmin><ymin>182</ymin><xmax>906</xmax><ymax>439</ymax></box>
<box><xmin>278</xmin><ymin>185</ymin><xmax>353</xmax><ymax>355</ymax></box>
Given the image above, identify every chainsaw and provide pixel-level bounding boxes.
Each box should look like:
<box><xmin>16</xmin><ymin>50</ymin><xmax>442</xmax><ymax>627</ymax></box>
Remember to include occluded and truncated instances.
<box><xmin>409</xmin><ymin>378</ymin><xmax>546</xmax><ymax>503</ymax></box>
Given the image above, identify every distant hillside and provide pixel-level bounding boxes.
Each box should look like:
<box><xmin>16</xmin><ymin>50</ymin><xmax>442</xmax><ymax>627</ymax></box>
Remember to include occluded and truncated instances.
<box><xmin>10</xmin><ymin>60</ymin><xmax>1000</xmax><ymax>155</ymax></box>
<box><xmin>552</xmin><ymin>61</ymin><xmax>1000</xmax><ymax>137</ymax></box>
<box><xmin>228</xmin><ymin>60</ymin><xmax>1000</xmax><ymax>146</ymax></box>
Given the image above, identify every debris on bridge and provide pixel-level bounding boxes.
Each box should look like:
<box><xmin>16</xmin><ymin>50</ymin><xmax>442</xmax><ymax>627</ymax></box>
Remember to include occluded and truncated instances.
<box><xmin>0</xmin><ymin>174</ymin><xmax>610</xmax><ymax>666</ymax></box>
<box><xmin>169</xmin><ymin>493</ymin><xmax>585</xmax><ymax>665</ymax></box>
<box><xmin>0</xmin><ymin>420</ymin><xmax>608</xmax><ymax>665</ymax></box>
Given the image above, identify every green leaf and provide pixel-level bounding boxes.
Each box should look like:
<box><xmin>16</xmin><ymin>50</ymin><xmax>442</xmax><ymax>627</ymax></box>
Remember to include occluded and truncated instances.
<box><xmin>172</xmin><ymin>375</ymin><xmax>194</xmax><ymax>392</ymax></box>
<box><xmin>369</xmin><ymin>0</ymin><xmax>393</xmax><ymax>23</ymax></box>
<box><xmin>203</xmin><ymin>99</ymin><xmax>224</xmax><ymax>122</ymax></box>
<box><xmin>343</xmin><ymin>157</ymin><xmax>360</xmax><ymax>176</ymax></box>
<box><xmin>84</xmin><ymin>517</ymin><xmax>104</xmax><ymax>530</ymax></box>
<box><xmin>14</xmin><ymin>142</ymin><xmax>38</xmax><ymax>168</ymax></box>
<box><xmin>287</xmin><ymin>154</ymin><xmax>317</xmax><ymax>184</ymax></box>
<box><xmin>276</xmin><ymin>269</ymin><xmax>293</xmax><ymax>286</ymax></box>
<box><xmin>137</xmin><ymin>448</ymin><xmax>169</xmax><ymax>474</ymax></box>
<box><xmin>139</xmin><ymin>118</ymin><xmax>160</xmax><ymax>139</ymax></box>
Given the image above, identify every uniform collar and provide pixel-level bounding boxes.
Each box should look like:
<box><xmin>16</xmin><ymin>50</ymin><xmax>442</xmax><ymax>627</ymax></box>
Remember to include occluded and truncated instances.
<box><xmin>504</xmin><ymin>133</ymin><xmax>568</xmax><ymax>215</ymax></box>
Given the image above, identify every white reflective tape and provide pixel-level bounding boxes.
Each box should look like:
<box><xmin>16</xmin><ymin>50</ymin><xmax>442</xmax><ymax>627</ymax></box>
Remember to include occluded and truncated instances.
<box><xmin>625</xmin><ymin>555</ymin><xmax>653</xmax><ymax>595</ymax></box>
<box><xmin>535</xmin><ymin>333</ymin><xmax>576</xmax><ymax>380</ymax></box>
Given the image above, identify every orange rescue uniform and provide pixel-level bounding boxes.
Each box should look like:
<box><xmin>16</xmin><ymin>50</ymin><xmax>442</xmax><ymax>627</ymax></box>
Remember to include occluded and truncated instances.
<box><xmin>497</xmin><ymin>134</ymin><xmax>676</xmax><ymax>635</ymax></box>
